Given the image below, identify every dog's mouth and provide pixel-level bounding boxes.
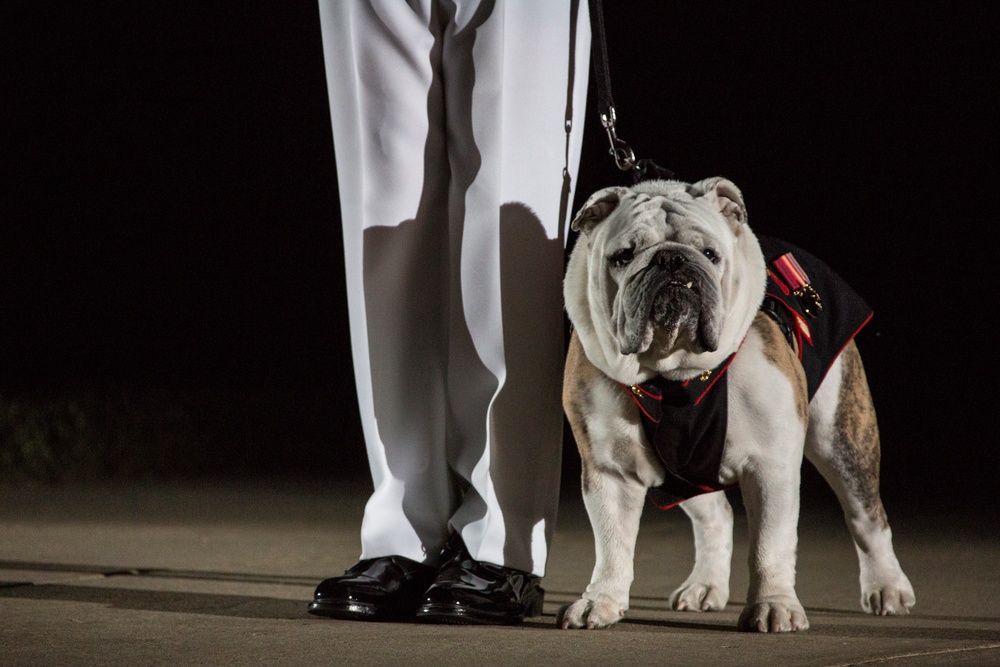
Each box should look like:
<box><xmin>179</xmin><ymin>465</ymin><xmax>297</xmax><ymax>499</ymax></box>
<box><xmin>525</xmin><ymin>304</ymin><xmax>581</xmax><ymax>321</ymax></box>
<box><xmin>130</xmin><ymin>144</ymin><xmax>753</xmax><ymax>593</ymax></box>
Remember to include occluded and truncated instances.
<box><xmin>628</xmin><ymin>271</ymin><xmax>720</xmax><ymax>355</ymax></box>
<box><xmin>650</xmin><ymin>279</ymin><xmax>700</xmax><ymax>325</ymax></box>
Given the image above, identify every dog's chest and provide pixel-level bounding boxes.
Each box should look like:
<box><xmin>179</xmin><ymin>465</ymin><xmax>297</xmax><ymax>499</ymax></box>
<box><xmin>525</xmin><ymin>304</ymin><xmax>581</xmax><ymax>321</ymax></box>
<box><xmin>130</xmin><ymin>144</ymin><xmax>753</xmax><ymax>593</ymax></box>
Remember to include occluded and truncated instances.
<box><xmin>627</xmin><ymin>355</ymin><xmax>736</xmax><ymax>510</ymax></box>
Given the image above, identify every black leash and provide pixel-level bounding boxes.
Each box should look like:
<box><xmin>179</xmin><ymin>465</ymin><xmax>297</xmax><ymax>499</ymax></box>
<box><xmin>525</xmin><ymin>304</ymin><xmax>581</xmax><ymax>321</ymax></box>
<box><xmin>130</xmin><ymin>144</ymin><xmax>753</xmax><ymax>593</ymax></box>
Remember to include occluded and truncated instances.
<box><xmin>588</xmin><ymin>0</ymin><xmax>673</xmax><ymax>183</ymax></box>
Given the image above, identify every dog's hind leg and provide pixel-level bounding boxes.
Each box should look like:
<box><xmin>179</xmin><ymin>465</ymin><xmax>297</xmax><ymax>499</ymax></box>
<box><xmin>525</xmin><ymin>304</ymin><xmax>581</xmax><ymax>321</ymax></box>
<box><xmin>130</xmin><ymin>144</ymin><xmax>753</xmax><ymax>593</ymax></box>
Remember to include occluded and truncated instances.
<box><xmin>671</xmin><ymin>491</ymin><xmax>733</xmax><ymax>611</ymax></box>
<box><xmin>805</xmin><ymin>341</ymin><xmax>915</xmax><ymax>615</ymax></box>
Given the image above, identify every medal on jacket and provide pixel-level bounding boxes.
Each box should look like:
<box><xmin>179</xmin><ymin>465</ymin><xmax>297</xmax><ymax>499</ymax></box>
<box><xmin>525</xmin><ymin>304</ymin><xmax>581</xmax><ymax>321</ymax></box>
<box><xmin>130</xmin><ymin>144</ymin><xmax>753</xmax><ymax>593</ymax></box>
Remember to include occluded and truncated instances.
<box><xmin>772</xmin><ymin>252</ymin><xmax>824</xmax><ymax>318</ymax></box>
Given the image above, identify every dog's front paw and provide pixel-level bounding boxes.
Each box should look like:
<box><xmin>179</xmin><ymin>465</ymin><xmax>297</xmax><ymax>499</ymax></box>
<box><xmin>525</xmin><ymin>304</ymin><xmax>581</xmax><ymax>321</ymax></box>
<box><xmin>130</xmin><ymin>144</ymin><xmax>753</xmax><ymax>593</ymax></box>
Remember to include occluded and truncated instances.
<box><xmin>557</xmin><ymin>595</ymin><xmax>625</xmax><ymax>630</ymax></box>
<box><xmin>670</xmin><ymin>580</ymin><xmax>729</xmax><ymax>612</ymax></box>
<box><xmin>862</xmin><ymin>576</ymin><xmax>915</xmax><ymax>616</ymax></box>
<box><xmin>737</xmin><ymin>597</ymin><xmax>809</xmax><ymax>633</ymax></box>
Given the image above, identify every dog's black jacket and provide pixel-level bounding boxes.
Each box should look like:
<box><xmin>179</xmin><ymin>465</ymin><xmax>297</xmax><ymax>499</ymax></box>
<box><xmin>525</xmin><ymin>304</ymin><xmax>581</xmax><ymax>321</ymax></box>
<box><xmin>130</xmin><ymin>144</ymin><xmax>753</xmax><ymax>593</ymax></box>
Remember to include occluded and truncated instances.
<box><xmin>626</xmin><ymin>237</ymin><xmax>873</xmax><ymax>510</ymax></box>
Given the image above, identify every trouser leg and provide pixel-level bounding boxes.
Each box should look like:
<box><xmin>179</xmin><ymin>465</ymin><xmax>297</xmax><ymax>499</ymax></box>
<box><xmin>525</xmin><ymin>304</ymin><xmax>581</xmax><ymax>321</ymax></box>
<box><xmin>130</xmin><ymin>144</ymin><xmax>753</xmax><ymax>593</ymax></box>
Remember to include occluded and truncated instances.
<box><xmin>441</xmin><ymin>0</ymin><xmax>591</xmax><ymax>576</ymax></box>
<box><xmin>318</xmin><ymin>1</ymin><xmax>454</xmax><ymax>564</ymax></box>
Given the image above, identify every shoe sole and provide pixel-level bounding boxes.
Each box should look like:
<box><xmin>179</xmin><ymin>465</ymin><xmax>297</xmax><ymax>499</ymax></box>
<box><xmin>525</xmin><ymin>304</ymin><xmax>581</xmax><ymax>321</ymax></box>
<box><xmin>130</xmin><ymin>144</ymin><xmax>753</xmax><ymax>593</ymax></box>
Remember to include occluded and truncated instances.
<box><xmin>307</xmin><ymin>600</ymin><xmax>412</xmax><ymax>622</ymax></box>
<box><xmin>414</xmin><ymin>593</ymin><xmax>544</xmax><ymax>626</ymax></box>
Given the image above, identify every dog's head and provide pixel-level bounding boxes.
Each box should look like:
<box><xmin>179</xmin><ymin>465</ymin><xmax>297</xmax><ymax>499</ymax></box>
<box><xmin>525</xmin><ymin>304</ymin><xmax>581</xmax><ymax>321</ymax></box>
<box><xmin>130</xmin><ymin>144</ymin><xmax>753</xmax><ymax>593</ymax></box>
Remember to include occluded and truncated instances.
<box><xmin>565</xmin><ymin>177</ymin><xmax>766</xmax><ymax>384</ymax></box>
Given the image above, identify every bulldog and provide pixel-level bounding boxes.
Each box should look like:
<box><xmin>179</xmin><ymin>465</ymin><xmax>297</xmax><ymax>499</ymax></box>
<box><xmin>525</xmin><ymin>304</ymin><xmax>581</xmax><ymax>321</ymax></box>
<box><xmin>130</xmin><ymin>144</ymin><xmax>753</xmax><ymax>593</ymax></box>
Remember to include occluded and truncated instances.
<box><xmin>558</xmin><ymin>177</ymin><xmax>915</xmax><ymax>632</ymax></box>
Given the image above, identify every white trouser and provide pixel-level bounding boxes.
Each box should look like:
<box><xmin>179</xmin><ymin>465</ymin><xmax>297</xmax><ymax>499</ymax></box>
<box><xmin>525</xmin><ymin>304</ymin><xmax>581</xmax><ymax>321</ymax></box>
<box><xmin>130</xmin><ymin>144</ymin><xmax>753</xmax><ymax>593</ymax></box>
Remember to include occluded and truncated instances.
<box><xmin>318</xmin><ymin>0</ymin><xmax>590</xmax><ymax>576</ymax></box>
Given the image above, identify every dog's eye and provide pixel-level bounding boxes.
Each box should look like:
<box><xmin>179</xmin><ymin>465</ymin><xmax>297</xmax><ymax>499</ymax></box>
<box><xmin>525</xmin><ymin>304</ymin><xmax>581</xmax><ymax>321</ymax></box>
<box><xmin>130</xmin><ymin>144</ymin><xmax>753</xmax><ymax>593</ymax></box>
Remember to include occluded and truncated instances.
<box><xmin>608</xmin><ymin>247</ymin><xmax>635</xmax><ymax>269</ymax></box>
<box><xmin>701</xmin><ymin>248</ymin><xmax>720</xmax><ymax>264</ymax></box>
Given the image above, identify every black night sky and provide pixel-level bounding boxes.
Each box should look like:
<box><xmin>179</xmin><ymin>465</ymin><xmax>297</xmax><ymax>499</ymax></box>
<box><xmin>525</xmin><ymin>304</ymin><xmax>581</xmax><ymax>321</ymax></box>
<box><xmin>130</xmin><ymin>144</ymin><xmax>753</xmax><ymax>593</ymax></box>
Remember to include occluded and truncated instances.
<box><xmin>4</xmin><ymin>3</ymin><xmax>997</xmax><ymax>505</ymax></box>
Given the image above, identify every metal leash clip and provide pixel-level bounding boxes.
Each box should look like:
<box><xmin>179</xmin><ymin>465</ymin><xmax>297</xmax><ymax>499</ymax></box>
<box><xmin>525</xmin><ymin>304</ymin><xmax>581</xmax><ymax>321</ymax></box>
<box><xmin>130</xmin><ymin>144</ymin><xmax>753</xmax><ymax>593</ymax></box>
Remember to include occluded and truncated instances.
<box><xmin>600</xmin><ymin>107</ymin><xmax>636</xmax><ymax>172</ymax></box>
<box><xmin>600</xmin><ymin>106</ymin><xmax>673</xmax><ymax>183</ymax></box>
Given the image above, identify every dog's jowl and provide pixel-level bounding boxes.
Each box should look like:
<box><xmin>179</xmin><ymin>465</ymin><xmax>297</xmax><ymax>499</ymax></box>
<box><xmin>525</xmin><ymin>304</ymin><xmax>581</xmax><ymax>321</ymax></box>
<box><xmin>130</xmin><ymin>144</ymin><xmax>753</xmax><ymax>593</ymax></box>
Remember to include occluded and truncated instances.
<box><xmin>558</xmin><ymin>178</ymin><xmax>914</xmax><ymax>632</ymax></box>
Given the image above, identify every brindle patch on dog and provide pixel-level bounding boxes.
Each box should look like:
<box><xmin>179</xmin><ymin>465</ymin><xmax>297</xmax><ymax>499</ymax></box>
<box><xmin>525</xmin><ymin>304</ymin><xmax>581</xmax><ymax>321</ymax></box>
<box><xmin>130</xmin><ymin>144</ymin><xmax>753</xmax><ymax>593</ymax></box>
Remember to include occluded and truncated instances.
<box><xmin>563</xmin><ymin>331</ymin><xmax>601</xmax><ymax>495</ymax></box>
<box><xmin>752</xmin><ymin>312</ymin><xmax>808</xmax><ymax>427</ymax></box>
<box><xmin>832</xmin><ymin>341</ymin><xmax>889</xmax><ymax>527</ymax></box>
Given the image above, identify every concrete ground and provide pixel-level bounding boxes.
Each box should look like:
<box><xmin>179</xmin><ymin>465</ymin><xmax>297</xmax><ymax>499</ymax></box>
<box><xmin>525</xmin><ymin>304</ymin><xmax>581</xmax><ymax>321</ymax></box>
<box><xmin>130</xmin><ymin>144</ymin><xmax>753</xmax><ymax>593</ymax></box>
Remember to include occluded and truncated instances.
<box><xmin>1</xmin><ymin>477</ymin><xmax>998</xmax><ymax>666</ymax></box>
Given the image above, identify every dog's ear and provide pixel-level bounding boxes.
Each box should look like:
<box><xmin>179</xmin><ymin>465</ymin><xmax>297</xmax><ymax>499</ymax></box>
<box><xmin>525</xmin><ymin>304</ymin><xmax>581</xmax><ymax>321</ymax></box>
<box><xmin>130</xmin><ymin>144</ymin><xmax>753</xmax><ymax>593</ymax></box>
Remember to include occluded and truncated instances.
<box><xmin>689</xmin><ymin>177</ymin><xmax>747</xmax><ymax>230</ymax></box>
<box><xmin>571</xmin><ymin>186</ymin><xmax>630</xmax><ymax>234</ymax></box>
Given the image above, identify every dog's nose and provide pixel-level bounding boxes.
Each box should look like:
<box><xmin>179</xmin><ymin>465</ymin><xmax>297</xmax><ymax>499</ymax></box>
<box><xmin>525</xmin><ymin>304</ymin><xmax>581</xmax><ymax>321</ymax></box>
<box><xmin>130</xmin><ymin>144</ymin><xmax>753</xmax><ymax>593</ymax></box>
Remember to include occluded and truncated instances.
<box><xmin>655</xmin><ymin>249</ymin><xmax>687</xmax><ymax>272</ymax></box>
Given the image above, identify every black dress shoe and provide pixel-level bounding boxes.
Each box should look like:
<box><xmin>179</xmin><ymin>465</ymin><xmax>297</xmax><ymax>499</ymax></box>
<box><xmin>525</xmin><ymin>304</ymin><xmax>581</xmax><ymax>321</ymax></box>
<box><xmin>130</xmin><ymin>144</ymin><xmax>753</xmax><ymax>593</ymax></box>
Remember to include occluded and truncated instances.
<box><xmin>308</xmin><ymin>556</ymin><xmax>436</xmax><ymax>621</ymax></box>
<box><xmin>415</xmin><ymin>536</ymin><xmax>544</xmax><ymax>625</ymax></box>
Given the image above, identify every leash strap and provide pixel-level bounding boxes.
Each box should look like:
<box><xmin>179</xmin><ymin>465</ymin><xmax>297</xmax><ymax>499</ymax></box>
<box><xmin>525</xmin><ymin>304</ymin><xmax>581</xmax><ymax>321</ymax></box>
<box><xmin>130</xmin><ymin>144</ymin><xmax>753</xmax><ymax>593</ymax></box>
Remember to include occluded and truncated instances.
<box><xmin>588</xmin><ymin>0</ymin><xmax>673</xmax><ymax>182</ymax></box>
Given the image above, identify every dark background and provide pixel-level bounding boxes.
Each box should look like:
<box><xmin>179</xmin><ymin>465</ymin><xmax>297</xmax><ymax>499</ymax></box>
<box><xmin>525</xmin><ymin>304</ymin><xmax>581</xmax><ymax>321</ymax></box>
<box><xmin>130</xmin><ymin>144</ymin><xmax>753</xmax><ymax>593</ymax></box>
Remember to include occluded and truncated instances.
<box><xmin>4</xmin><ymin>3</ymin><xmax>997</xmax><ymax>511</ymax></box>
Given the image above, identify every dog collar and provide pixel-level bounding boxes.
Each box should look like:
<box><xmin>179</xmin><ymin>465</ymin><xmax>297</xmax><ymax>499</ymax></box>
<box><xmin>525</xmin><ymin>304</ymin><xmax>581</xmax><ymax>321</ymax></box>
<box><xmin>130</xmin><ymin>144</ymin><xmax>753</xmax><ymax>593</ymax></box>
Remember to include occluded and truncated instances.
<box><xmin>622</xmin><ymin>351</ymin><xmax>737</xmax><ymax>425</ymax></box>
